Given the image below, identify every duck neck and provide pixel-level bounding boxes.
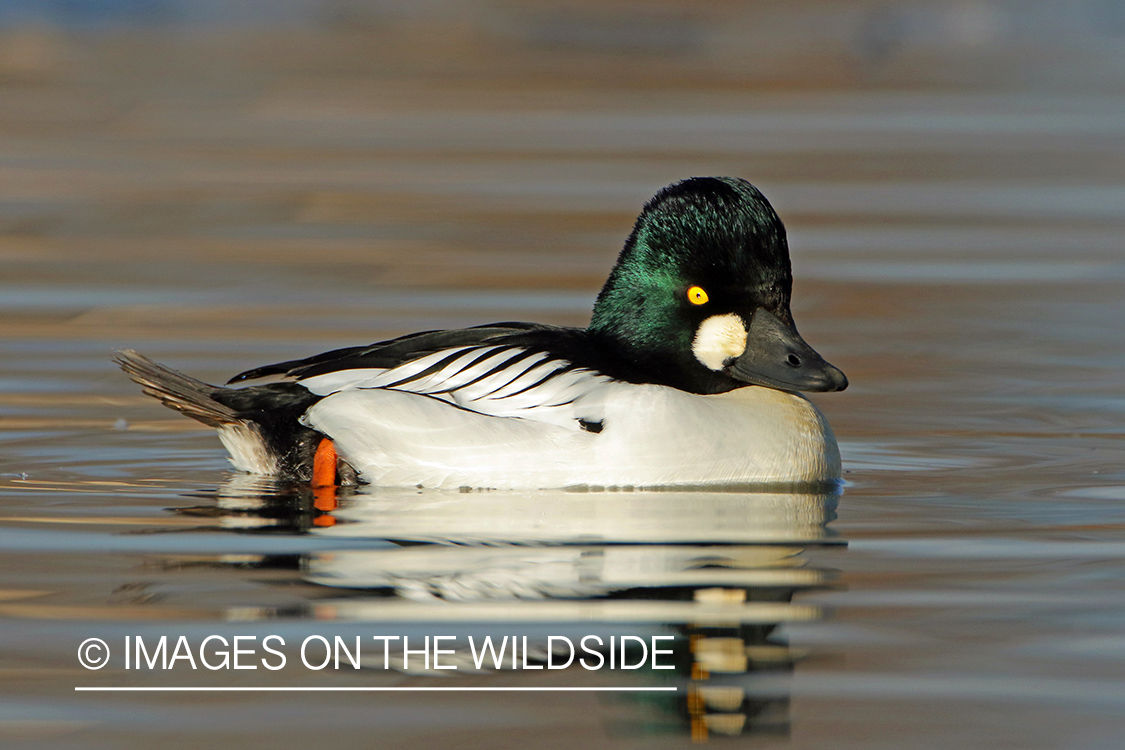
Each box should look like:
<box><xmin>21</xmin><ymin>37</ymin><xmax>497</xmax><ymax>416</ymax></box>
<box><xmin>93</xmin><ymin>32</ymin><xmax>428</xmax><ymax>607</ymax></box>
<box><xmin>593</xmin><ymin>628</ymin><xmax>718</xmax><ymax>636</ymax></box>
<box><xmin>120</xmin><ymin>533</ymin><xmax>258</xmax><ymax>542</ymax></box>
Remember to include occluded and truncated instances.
<box><xmin>584</xmin><ymin>323</ymin><xmax>738</xmax><ymax>395</ymax></box>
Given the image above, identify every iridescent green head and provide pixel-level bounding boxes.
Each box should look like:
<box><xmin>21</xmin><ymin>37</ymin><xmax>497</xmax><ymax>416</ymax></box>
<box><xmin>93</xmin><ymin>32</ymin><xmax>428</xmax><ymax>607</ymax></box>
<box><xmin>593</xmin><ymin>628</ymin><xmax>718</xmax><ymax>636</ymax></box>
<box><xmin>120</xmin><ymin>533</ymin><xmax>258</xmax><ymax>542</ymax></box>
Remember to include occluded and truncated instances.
<box><xmin>588</xmin><ymin>177</ymin><xmax>846</xmax><ymax>395</ymax></box>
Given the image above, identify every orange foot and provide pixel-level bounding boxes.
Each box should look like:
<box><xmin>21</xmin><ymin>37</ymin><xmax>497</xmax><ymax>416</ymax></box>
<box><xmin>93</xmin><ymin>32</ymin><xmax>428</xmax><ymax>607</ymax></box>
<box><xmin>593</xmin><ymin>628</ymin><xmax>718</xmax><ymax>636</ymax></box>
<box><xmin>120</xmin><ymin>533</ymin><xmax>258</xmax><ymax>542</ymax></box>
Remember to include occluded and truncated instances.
<box><xmin>311</xmin><ymin>438</ymin><xmax>339</xmax><ymax>520</ymax></box>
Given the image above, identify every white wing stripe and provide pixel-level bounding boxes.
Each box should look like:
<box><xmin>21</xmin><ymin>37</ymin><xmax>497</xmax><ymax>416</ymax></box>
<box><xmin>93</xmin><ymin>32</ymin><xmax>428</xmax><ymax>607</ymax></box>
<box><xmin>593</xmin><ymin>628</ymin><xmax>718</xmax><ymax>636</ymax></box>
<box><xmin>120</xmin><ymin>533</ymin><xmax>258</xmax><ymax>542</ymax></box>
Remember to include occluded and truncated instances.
<box><xmin>389</xmin><ymin>346</ymin><xmax>508</xmax><ymax>393</ymax></box>
<box><xmin>300</xmin><ymin>367</ymin><xmax>390</xmax><ymax>395</ymax></box>
<box><xmin>299</xmin><ymin>346</ymin><xmax>480</xmax><ymax>395</ymax></box>
<box><xmin>420</xmin><ymin>347</ymin><xmax>533</xmax><ymax>394</ymax></box>
<box><xmin>478</xmin><ymin>360</ymin><xmax>567</xmax><ymax>401</ymax></box>
<box><xmin>299</xmin><ymin>342</ymin><xmax>611</xmax><ymax>432</ymax></box>
<box><xmin>371</xmin><ymin>346</ymin><xmax>481</xmax><ymax>389</ymax></box>
<box><xmin>451</xmin><ymin>352</ymin><xmax>548</xmax><ymax>398</ymax></box>
<box><xmin>491</xmin><ymin>368</ymin><xmax>599</xmax><ymax>410</ymax></box>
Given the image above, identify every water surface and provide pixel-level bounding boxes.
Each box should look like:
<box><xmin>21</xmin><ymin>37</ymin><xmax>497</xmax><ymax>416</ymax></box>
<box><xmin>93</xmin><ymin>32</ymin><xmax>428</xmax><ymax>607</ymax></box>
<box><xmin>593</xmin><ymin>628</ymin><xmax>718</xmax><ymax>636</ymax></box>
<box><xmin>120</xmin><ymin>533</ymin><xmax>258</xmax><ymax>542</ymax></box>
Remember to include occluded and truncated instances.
<box><xmin>1</xmin><ymin>8</ymin><xmax>1125</xmax><ymax>749</ymax></box>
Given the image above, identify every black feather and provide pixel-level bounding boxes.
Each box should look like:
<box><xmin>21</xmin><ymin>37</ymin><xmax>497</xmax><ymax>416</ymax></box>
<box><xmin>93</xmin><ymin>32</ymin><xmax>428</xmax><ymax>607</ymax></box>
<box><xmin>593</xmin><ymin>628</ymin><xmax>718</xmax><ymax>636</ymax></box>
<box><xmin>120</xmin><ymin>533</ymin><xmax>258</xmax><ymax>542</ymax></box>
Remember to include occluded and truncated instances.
<box><xmin>222</xmin><ymin>322</ymin><xmax>639</xmax><ymax>384</ymax></box>
<box><xmin>115</xmin><ymin>349</ymin><xmax>335</xmax><ymax>482</ymax></box>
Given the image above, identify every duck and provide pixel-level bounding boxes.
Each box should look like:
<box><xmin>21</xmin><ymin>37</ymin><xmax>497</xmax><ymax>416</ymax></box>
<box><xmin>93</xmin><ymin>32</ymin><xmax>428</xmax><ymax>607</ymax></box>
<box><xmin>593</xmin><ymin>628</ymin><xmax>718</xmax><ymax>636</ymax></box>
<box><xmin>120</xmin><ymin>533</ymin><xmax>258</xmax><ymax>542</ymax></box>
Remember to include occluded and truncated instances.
<box><xmin>116</xmin><ymin>177</ymin><xmax>847</xmax><ymax>490</ymax></box>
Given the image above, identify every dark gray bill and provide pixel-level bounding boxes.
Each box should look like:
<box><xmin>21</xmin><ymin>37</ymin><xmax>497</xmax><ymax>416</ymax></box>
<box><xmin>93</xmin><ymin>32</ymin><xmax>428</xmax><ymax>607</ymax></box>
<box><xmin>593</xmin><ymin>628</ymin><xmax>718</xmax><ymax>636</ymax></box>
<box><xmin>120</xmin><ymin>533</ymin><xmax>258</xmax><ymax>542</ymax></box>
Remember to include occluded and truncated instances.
<box><xmin>728</xmin><ymin>309</ymin><xmax>848</xmax><ymax>392</ymax></box>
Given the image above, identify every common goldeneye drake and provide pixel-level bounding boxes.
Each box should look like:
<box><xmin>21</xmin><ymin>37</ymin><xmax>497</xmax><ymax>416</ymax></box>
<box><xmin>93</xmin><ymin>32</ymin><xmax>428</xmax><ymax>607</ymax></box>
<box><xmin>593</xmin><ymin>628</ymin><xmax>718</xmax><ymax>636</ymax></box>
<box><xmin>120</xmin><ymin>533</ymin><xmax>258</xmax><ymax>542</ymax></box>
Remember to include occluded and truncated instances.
<box><xmin>116</xmin><ymin>177</ymin><xmax>847</xmax><ymax>490</ymax></box>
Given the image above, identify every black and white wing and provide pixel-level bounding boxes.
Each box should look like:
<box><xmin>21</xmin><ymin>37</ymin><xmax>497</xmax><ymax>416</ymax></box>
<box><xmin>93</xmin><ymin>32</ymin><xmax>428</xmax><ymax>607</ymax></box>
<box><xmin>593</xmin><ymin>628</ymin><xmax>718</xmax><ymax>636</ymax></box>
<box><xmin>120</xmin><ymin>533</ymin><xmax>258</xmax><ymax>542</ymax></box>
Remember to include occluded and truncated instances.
<box><xmin>230</xmin><ymin>324</ymin><xmax>614</xmax><ymax>431</ymax></box>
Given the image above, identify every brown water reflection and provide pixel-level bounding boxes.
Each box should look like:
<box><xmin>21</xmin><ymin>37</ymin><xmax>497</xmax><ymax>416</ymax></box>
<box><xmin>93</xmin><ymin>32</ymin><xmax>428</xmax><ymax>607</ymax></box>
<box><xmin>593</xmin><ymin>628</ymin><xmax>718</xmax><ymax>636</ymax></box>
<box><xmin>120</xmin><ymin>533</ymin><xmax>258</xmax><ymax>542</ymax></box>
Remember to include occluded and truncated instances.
<box><xmin>2</xmin><ymin>3</ymin><xmax>1125</xmax><ymax>749</ymax></box>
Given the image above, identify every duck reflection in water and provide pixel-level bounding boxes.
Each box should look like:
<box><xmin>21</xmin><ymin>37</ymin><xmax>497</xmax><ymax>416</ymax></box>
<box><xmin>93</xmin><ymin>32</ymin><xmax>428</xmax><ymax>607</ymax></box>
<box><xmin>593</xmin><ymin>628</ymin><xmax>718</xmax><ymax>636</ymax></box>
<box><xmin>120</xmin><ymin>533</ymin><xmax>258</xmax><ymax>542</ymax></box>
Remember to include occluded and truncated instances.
<box><xmin>169</xmin><ymin>477</ymin><xmax>843</xmax><ymax>741</ymax></box>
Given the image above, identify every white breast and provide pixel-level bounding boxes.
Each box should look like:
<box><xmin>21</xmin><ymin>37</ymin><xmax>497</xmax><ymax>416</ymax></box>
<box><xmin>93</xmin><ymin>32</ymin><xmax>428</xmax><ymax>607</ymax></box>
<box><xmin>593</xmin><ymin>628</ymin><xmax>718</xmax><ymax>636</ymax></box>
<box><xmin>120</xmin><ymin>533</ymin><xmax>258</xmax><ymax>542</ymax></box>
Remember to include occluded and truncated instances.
<box><xmin>301</xmin><ymin>381</ymin><xmax>840</xmax><ymax>490</ymax></box>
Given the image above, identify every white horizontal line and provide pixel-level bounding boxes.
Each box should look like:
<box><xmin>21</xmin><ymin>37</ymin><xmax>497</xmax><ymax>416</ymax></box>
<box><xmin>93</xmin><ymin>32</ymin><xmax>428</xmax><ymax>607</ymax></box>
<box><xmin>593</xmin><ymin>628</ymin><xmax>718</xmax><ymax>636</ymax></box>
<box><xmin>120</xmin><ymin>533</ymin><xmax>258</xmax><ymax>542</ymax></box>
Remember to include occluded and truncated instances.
<box><xmin>75</xmin><ymin>686</ymin><xmax>677</xmax><ymax>692</ymax></box>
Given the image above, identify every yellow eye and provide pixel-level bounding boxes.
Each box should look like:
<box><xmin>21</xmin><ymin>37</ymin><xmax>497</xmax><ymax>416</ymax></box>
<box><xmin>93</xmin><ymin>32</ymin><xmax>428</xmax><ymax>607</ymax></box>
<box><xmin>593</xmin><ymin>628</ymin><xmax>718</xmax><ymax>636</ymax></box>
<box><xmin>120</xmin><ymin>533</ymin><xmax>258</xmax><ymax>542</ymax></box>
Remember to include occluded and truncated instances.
<box><xmin>687</xmin><ymin>286</ymin><xmax>709</xmax><ymax>305</ymax></box>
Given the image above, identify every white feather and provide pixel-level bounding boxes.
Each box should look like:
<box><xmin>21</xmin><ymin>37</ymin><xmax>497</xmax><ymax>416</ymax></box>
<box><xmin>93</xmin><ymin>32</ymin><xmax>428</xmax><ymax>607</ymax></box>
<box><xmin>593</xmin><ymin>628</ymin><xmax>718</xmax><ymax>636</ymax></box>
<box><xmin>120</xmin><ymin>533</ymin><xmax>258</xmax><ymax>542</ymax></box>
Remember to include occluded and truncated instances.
<box><xmin>389</xmin><ymin>346</ymin><xmax>500</xmax><ymax>393</ymax></box>
<box><xmin>299</xmin><ymin>344</ymin><xmax>607</xmax><ymax>427</ymax></box>
<box><xmin>450</xmin><ymin>352</ymin><xmax>551</xmax><ymax>401</ymax></box>
<box><xmin>299</xmin><ymin>347</ymin><xmax>479</xmax><ymax>395</ymax></box>
<box><xmin>218</xmin><ymin>423</ymin><xmax>278</xmax><ymax>475</ymax></box>
<box><xmin>693</xmin><ymin>313</ymin><xmax>748</xmax><ymax>371</ymax></box>
<box><xmin>477</xmin><ymin>359</ymin><xmax>565</xmax><ymax>401</ymax></box>
<box><xmin>411</xmin><ymin>347</ymin><xmax>526</xmax><ymax>393</ymax></box>
<box><xmin>302</xmin><ymin>382</ymin><xmax>839</xmax><ymax>489</ymax></box>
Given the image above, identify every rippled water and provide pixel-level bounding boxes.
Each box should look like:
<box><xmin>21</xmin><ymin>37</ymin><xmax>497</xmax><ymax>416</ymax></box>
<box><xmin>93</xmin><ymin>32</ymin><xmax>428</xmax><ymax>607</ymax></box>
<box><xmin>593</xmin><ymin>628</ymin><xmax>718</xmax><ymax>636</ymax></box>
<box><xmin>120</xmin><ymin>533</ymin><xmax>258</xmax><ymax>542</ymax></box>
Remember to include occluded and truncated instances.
<box><xmin>2</xmin><ymin>7</ymin><xmax>1125</xmax><ymax>749</ymax></box>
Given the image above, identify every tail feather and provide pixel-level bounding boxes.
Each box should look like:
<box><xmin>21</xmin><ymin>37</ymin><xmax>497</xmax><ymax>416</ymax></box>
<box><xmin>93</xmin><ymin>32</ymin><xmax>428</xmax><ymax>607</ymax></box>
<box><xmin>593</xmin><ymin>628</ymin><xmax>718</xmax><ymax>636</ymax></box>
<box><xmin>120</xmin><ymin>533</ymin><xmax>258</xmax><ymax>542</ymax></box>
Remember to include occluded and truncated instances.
<box><xmin>114</xmin><ymin>349</ymin><xmax>239</xmax><ymax>428</ymax></box>
<box><xmin>114</xmin><ymin>349</ymin><xmax>346</xmax><ymax>483</ymax></box>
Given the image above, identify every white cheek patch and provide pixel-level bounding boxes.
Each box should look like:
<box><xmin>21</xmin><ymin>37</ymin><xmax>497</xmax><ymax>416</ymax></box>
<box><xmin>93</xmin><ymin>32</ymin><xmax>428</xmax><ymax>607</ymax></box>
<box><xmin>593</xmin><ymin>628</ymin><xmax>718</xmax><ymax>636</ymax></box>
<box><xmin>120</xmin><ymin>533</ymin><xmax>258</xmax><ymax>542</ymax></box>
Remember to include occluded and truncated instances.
<box><xmin>692</xmin><ymin>313</ymin><xmax>748</xmax><ymax>371</ymax></box>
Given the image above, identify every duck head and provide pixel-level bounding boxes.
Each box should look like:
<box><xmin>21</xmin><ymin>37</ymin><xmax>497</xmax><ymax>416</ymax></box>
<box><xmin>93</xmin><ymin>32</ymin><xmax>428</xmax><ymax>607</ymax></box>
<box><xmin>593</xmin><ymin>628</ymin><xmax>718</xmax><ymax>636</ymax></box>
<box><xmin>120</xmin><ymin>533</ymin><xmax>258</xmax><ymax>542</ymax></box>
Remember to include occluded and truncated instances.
<box><xmin>588</xmin><ymin>177</ymin><xmax>848</xmax><ymax>395</ymax></box>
